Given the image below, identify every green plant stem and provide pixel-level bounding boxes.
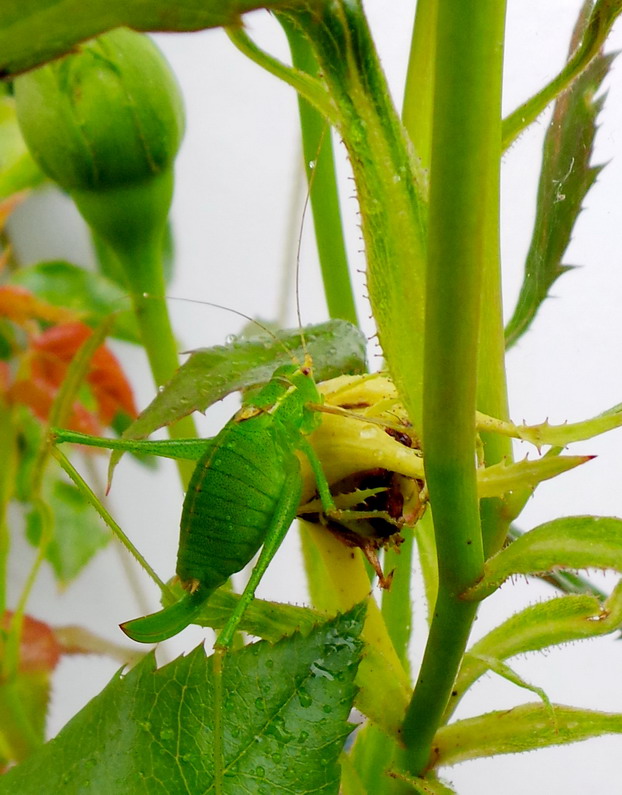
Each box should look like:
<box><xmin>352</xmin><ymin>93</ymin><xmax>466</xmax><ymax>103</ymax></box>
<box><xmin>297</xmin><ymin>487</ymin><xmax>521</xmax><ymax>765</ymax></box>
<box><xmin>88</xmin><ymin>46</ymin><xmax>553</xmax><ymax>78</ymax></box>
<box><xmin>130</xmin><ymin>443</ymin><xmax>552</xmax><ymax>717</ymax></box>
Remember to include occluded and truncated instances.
<box><xmin>226</xmin><ymin>26</ymin><xmax>337</xmax><ymax>124</ymax></box>
<box><xmin>73</xmin><ymin>173</ymin><xmax>198</xmax><ymax>487</ymax></box>
<box><xmin>3</xmin><ymin>498</ymin><xmax>53</xmax><ymax>680</ymax></box>
<box><xmin>401</xmin><ymin>0</ymin><xmax>506</xmax><ymax>776</ymax></box>
<box><xmin>401</xmin><ymin>0</ymin><xmax>437</xmax><ymax>172</ymax></box>
<box><xmin>280</xmin><ymin>18</ymin><xmax>358</xmax><ymax>327</ymax></box>
<box><xmin>0</xmin><ymin>402</ymin><xmax>16</xmax><ymax>619</ymax></box>
<box><xmin>112</xmin><ymin>236</ymin><xmax>196</xmax><ymax>483</ymax></box>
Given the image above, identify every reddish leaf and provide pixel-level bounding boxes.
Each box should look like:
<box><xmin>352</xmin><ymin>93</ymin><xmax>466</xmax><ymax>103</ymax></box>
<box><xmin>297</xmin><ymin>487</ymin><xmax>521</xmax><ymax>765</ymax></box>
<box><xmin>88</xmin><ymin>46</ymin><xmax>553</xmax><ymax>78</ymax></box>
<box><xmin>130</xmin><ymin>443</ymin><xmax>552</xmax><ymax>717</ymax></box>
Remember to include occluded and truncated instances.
<box><xmin>31</xmin><ymin>322</ymin><xmax>137</xmax><ymax>421</ymax></box>
<box><xmin>8</xmin><ymin>377</ymin><xmax>101</xmax><ymax>435</ymax></box>
<box><xmin>0</xmin><ymin>285</ymin><xmax>77</xmax><ymax>326</ymax></box>
<box><xmin>1</xmin><ymin>612</ymin><xmax>61</xmax><ymax>674</ymax></box>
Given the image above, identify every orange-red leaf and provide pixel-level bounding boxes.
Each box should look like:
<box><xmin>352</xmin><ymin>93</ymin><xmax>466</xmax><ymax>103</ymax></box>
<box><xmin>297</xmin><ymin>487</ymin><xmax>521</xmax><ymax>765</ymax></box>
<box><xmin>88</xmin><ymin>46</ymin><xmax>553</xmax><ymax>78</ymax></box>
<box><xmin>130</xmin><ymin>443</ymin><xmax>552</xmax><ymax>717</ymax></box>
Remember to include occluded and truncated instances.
<box><xmin>31</xmin><ymin>321</ymin><xmax>137</xmax><ymax>422</ymax></box>
<box><xmin>0</xmin><ymin>284</ymin><xmax>78</xmax><ymax>326</ymax></box>
<box><xmin>8</xmin><ymin>377</ymin><xmax>101</xmax><ymax>435</ymax></box>
<box><xmin>1</xmin><ymin>612</ymin><xmax>61</xmax><ymax>674</ymax></box>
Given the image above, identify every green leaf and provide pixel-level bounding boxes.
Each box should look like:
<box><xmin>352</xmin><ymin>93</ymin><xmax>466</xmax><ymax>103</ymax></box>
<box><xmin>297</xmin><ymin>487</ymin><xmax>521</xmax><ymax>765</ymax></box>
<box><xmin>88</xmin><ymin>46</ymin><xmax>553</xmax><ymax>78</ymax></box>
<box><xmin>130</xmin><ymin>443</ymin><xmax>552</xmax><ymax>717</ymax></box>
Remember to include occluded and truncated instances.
<box><xmin>505</xmin><ymin>17</ymin><xmax>615</xmax><ymax>347</ymax></box>
<box><xmin>182</xmin><ymin>582</ymin><xmax>323</xmax><ymax>642</ymax></box>
<box><xmin>26</xmin><ymin>477</ymin><xmax>110</xmax><ymax>586</ymax></box>
<box><xmin>469</xmin><ymin>655</ymin><xmax>555</xmax><ymax>718</ymax></box>
<box><xmin>478</xmin><ymin>402</ymin><xmax>622</xmax><ymax>447</ymax></box>
<box><xmin>10</xmin><ymin>261</ymin><xmax>139</xmax><ymax>343</ymax></box>
<box><xmin>447</xmin><ymin>582</ymin><xmax>622</xmax><ymax>720</ymax></box>
<box><xmin>117</xmin><ymin>319</ymin><xmax>366</xmax><ymax>444</ymax></box>
<box><xmin>188</xmin><ymin>587</ymin><xmax>407</xmax><ymax>740</ymax></box>
<box><xmin>0</xmin><ymin>95</ymin><xmax>45</xmax><ymax>201</ymax></box>
<box><xmin>0</xmin><ymin>606</ymin><xmax>365</xmax><ymax>794</ymax></box>
<box><xmin>432</xmin><ymin>703</ymin><xmax>622</xmax><ymax>769</ymax></box>
<box><xmin>464</xmin><ymin>516</ymin><xmax>622</xmax><ymax>600</ymax></box>
<box><xmin>0</xmin><ymin>0</ymin><xmax>316</xmax><ymax>78</ymax></box>
<box><xmin>502</xmin><ymin>0</ymin><xmax>622</xmax><ymax>149</ymax></box>
<box><xmin>477</xmin><ymin>452</ymin><xmax>593</xmax><ymax>499</ymax></box>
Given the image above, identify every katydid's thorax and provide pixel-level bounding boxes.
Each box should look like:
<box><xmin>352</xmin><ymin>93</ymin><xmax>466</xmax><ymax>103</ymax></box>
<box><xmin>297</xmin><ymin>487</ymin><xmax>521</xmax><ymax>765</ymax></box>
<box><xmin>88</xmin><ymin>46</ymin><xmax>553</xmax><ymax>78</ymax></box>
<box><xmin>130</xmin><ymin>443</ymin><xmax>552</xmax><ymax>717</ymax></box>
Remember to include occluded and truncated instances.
<box><xmin>236</xmin><ymin>363</ymin><xmax>323</xmax><ymax>443</ymax></box>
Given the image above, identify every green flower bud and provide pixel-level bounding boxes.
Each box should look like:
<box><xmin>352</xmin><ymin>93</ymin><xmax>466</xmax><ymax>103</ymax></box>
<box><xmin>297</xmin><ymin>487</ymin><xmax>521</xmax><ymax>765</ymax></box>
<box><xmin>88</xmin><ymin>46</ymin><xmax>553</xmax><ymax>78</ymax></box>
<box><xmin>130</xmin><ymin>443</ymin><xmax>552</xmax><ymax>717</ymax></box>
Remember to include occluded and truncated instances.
<box><xmin>14</xmin><ymin>27</ymin><xmax>184</xmax><ymax>193</ymax></box>
<box><xmin>13</xmin><ymin>28</ymin><xmax>189</xmax><ymax>407</ymax></box>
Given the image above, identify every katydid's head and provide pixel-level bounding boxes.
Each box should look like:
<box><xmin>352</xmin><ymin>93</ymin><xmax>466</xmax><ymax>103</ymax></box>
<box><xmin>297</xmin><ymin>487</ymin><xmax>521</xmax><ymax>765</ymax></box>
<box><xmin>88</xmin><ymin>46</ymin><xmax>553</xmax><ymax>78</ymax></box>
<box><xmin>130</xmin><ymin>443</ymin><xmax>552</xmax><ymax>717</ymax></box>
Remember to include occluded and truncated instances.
<box><xmin>268</xmin><ymin>358</ymin><xmax>322</xmax><ymax>434</ymax></box>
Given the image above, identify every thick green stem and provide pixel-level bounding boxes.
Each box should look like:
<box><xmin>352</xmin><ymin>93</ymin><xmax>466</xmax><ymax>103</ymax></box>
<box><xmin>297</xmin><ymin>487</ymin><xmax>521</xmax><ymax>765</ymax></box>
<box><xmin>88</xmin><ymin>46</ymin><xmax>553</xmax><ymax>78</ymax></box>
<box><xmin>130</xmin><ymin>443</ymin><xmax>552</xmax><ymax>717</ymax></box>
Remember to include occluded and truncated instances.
<box><xmin>401</xmin><ymin>0</ymin><xmax>506</xmax><ymax>775</ymax></box>
<box><xmin>73</xmin><ymin>173</ymin><xmax>197</xmax><ymax>485</ymax></box>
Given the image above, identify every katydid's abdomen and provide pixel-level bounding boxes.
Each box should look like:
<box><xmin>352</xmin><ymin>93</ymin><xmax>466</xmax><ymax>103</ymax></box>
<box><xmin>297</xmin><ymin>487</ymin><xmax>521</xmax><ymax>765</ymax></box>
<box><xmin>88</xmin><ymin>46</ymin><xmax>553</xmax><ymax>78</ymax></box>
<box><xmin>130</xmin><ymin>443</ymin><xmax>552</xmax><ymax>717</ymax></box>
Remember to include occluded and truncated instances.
<box><xmin>177</xmin><ymin>419</ymin><xmax>294</xmax><ymax>590</ymax></box>
<box><xmin>121</xmin><ymin>367</ymin><xmax>314</xmax><ymax>644</ymax></box>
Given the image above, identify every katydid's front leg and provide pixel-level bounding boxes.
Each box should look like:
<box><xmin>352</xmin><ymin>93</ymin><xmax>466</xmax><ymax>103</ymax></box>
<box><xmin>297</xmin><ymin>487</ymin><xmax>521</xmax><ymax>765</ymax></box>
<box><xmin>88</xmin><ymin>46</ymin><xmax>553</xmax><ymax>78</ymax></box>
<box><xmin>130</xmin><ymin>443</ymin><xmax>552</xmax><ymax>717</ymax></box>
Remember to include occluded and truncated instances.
<box><xmin>51</xmin><ymin>427</ymin><xmax>212</xmax><ymax>463</ymax></box>
<box><xmin>298</xmin><ymin>436</ymin><xmax>337</xmax><ymax>516</ymax></box>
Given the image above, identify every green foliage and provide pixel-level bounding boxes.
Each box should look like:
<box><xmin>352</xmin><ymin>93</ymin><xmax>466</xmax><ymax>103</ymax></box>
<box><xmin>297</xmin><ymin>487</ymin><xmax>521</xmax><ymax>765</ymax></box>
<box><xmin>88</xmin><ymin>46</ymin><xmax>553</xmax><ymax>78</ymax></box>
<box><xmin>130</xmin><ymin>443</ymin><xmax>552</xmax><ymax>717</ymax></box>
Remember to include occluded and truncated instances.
<box><xmin>448</xmin><ymin>582</ymin><xmax>622</xmax><ymax>720</ymax></box>
<box><xmin>0</xmin><ymin>606</ymin><xmax>364</xmax><ymax>794</ymax></box>
<box><xmin>464</xmin><ymin>516</ymin><xmax>622</xmax><ymax>600</ymax></box>
<box><xmin>10</xmin><ymin>261</ymin><xmax>139</xmax><ymax>343</ymax></box>
<box><xmin>116</xmin><ymin>318</ymin><xmax>366</xmax><ymax>442</ymax></box>
<box><xmin>433</xmin><ymin>704</ymin><xmax>622</xmax><ymax>768</ymax></box>
<box><xmin>0</xmin><ymin>95</ymin><xmax>44</xmax><ymax>201</ymax></box>
<box><xmin>0</xmin><ymin>0</ymin><xmax>621</xmax><ymax>790</ymax></box>
<box><xmin>0</xmin><ymin>0</ymin><xmax>309</xmax><ymax>77</ymax></box>
<box><xmin>25</xmin><ymin>478</ymin><xmax>110</xmax><ymax>586</ymax></box>
<box><xmin>505</xmin><ymin>6</ymin><xmax>615</xmax><ymax>346</ymax></box>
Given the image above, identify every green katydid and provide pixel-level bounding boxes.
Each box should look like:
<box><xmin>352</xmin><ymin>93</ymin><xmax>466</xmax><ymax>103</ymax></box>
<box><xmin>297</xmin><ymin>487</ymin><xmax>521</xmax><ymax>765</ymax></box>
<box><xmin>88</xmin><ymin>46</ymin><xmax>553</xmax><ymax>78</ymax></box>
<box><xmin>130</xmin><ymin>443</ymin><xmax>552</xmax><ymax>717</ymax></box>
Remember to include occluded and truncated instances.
<box><xmin>122</xmin><ymin>355</ymin><xmax>340</xmax><ymax>648</ymax></box>
<box><xmin>51</xmin><ymin>317</ymin><xmax>423</xmax><ymax>650</ymax></box>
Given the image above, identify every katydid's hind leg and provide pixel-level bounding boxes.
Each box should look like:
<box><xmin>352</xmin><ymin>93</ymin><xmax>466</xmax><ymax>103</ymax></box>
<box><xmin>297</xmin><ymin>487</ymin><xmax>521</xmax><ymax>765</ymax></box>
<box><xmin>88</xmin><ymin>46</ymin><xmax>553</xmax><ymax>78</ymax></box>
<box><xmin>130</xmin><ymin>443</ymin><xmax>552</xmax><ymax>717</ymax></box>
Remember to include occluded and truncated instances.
<box><xmin>121</xmin><ymin>589</ymin><xmax>210</xmax><ymax>644</ymax></box>
<box><xmin>214</xmin><ymin>465</ymin><xmax>303</xmax><ymax>651</ymax></box>
<box><xmin>298</xmin><ymin>436</ymin><xmax>336</xmax><ymax>515</ymax></box>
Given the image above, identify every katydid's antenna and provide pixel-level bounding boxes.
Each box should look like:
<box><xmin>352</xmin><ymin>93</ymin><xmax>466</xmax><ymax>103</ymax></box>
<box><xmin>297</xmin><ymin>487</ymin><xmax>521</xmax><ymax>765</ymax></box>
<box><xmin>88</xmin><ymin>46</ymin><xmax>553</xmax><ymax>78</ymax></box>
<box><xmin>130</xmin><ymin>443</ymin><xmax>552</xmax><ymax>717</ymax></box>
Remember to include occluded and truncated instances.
<box><xmin>138</xmin><ymin>293</ymin><xmax>302</xmax><ymax>364</ymax></box>
<box><xmin>295</xmin><ymin>123</ymin><xmax>329</xmax><ymax>366</ymax></box>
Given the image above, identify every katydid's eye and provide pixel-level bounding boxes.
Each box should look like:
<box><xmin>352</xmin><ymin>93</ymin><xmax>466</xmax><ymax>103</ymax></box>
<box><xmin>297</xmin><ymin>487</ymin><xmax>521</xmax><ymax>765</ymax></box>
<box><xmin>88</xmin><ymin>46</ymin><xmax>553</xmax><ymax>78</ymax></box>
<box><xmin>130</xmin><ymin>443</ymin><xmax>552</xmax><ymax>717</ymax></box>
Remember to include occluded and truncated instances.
<box><xmin>302</xmin><ymin>366</ymin><xmax>311</xmax><ymax>376</ymax></box>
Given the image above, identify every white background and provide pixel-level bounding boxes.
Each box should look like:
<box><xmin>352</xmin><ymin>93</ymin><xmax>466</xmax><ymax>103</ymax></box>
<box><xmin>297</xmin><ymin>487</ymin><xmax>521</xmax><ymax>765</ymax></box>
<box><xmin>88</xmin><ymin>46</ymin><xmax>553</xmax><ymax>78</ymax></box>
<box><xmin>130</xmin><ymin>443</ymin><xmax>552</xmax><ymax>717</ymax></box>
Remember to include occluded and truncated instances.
<box><xmin>7</xmin><ymin>2</ymin><xmax>622</xmax><ymax>792</ymax></box>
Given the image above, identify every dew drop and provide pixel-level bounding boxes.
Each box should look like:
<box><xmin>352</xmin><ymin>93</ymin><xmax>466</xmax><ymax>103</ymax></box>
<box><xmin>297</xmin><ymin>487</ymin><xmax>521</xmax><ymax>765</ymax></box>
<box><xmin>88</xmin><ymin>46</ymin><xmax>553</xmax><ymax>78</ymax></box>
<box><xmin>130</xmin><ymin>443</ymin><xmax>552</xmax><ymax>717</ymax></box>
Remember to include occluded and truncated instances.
<box><xmin>265</xmin><ymin>715</ymin><xmax>295</xmax><ymax>744</ymax></box>
<box><xmin>310</xmin><ymin>659</ymin><xmax>334</xmax><ymax>680</ymax></box>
